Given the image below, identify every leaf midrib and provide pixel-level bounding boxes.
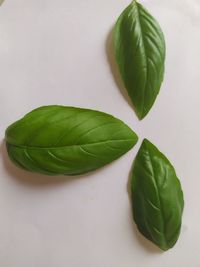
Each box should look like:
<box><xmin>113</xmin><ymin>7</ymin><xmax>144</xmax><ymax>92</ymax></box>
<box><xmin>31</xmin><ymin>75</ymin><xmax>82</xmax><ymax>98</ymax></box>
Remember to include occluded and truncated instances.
<box><xmin>146</xmin><ymin>147</ymin><xmax>168</xmax><ymax>248</ymax></box>
<box><xmin>134</xmin><ymin>2</ymin><xmax>148</xmax><ymax>118</ymax></box>
<box><xmin>7</xmin><ymin>139</ymin><xmax>135</xmax><ymax>150</ymax></box>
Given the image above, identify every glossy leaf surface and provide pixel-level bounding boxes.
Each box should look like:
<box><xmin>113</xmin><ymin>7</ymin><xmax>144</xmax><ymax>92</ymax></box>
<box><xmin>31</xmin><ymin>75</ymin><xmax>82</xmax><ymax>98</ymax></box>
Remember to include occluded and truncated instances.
<box><xmin>5</xmin><ymin>106</ymin><xmax>138</xmax><ymax>176</ymax></box>
<box><xmin>114</xmin><ymin>1</ymin><xmax>165</xmax><ymax>119</ymax></box>
<box><xmin>131</xmin><ymin>139</ymin><xmax>184</xmax><ymax>250</ymax></box>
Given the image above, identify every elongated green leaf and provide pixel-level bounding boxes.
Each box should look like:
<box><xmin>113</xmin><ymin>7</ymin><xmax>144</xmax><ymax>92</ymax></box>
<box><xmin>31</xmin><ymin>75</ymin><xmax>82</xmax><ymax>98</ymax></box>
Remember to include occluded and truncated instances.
<box><xmin>114</xmin><ymin>1</ymin><xmax>165</xmax><ymax>119</ymax></box>
<box><xmin>131</xmin><ymin>139</ymin><xmax>184</xmax><ymax>251</ymax></box>
<box><xmin>5</xmin><ymin>105</ymin><xmax>138</xmax><ymax>176</ymax></box>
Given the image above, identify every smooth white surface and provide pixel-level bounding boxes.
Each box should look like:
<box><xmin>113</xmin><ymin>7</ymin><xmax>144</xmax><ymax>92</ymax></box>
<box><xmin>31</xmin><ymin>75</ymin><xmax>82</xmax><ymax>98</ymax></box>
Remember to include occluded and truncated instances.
<box><xmin>0</xmin><ymin>0</ymin><xmax>200</xmax><ymax>266</ymax></box>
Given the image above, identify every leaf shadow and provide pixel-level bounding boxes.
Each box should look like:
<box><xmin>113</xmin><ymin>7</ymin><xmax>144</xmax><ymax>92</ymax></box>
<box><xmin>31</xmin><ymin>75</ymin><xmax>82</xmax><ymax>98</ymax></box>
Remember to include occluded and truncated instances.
<box><xmin>105</xmin><ymin>27</ymin><xmax>137</xmax><ymax>116</ymax></box>
<box><xmin>0</xmin><ymin>140</ymin><xmax>96</xmax><ymax>187</ymax></box>
<box><xmin>0</xmin><ymin>0</ymin><xmax>5</xmax><ymax>7</ymax></box>
<box><xmin>127</xmin><ymin>161</ymin><xmax>163</xmax><ymax>254</ymax></box>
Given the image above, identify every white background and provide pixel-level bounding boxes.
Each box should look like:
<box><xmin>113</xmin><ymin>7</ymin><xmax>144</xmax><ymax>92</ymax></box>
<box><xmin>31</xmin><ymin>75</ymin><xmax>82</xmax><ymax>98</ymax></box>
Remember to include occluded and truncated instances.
<box><xmin>0</xmin><ymin>0</ymin><xmax>200</xmax><ymax>266</ymax></box>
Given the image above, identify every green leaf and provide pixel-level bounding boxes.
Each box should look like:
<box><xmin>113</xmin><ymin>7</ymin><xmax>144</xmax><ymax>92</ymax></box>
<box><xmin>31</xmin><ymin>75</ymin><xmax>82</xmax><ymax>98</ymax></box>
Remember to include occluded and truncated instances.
<box><xmin>5</xmin><ymin>105</ymin><xmax>138</xmax><ymax>176</ymax></box>
<box><xmin>114</xmin><ymin>1</ymin><xmax>165</xmax><ymax>119</ymax></box>
<box><xmin>131</xmin><ymin>139</ymin><xmax>184</xmax><ymax>251</ymax></box>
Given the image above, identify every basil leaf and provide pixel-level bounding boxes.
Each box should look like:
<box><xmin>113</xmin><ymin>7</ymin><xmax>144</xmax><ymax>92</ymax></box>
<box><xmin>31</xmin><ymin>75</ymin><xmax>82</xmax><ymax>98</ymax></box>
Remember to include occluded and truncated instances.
<box><xmin>5</xmin><ymin>106</ymin><xmax>138</xmax><ymax>176</ymax></box>
<box><xmin>114</xmin><ymin>1</ymin><xmax>166</xmax><ymax>119</ymax></box>
<box><xmin>131</xmin><ymin>139</ymin><xmax>184</xmax><ymax>251</ymax></box>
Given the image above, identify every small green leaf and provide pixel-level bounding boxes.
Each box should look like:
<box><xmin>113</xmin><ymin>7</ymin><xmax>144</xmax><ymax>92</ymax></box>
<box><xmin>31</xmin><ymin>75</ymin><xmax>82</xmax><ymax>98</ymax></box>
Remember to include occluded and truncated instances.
<box><xmin>114</xmin><ymin>1</ymin><xmax>166</xmax><ymax>119</ymax></box>
<box><xmin>131</xmin><ymin>139</ymin><xmax>184</xmax><ymax>251</ymax></box>
<box><xmin>5</xmin><ymin>105</ymin><xmax>138</xmax><ymax>176</ymax></box>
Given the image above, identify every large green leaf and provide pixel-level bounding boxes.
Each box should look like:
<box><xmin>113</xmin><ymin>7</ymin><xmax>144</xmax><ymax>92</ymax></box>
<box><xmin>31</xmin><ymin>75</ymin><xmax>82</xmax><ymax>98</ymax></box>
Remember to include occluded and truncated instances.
<box><xmin>131</xmin><ymin>139</ymin><xmax>184</xmax><ymax>251</ymax></box>
<box><xmin>5</xmin><ymin>105</ymin><xmax>138</xmax><ymax>176</ymax></box>
<box><xmin>114</xmin><ymin>1</ymin><xmax>165</xmax><ymax>119</ymax></box>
